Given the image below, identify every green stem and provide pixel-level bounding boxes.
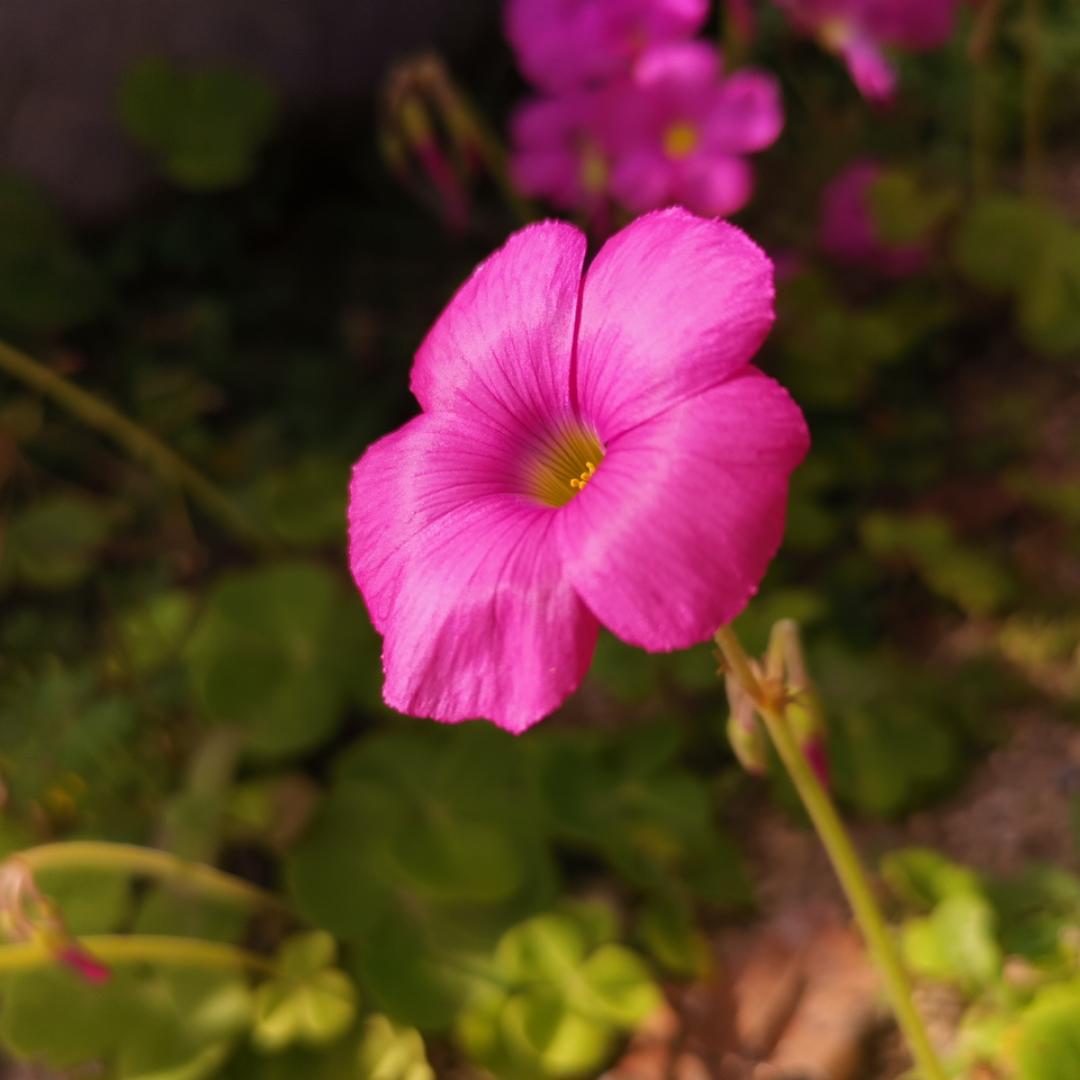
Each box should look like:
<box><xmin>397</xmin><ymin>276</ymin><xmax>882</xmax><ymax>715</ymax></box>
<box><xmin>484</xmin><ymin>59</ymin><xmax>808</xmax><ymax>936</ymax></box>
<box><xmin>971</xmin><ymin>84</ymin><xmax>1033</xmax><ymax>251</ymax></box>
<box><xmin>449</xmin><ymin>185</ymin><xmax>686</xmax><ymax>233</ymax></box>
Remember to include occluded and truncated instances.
<box><xmin>15</xmin><ymin>842</ymin><xmax>286</xmax><ymax>914</ymax></box>
<box><xmin>715</xmin><ymin>626</ymin><xmax>948</xmax><ymax>1080</ymax></box>
<box><xmin>0</xmin><ymin>934</ymin><xmax>273</xmax><ymax>976</ymax></box>
<box><xmin>0</xmin><ymin>339</ymin><xmax>270</xmax><ymax>551</ymax></box>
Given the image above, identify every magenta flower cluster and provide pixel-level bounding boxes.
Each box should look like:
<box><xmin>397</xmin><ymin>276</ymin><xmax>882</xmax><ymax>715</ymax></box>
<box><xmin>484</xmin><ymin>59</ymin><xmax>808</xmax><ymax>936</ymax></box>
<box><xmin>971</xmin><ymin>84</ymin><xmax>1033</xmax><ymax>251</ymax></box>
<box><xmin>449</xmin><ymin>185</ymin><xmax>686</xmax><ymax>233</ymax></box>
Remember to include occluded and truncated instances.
<box><xmin>348</xmin><ymin>210</ymin><xmax>808</xmax><ymax>732</ymax></box>
<box><xmin>506</xmin><ymin>0</ymin><xmax>784</xmax><ymax>220</ymax></box>
<box><xmin>776</xmin><ymin>0</ymin><xmax>960</xmax><ymax>103</ymax></box>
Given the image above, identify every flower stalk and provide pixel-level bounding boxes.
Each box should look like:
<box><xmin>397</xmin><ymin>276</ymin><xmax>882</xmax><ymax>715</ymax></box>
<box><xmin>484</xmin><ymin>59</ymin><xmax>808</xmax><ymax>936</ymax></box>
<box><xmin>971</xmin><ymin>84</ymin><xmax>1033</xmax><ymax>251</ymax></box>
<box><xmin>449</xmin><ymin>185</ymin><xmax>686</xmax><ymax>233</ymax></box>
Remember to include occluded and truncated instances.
<box><xmin>0</xmin><ymin>934</ymin><xmax>273</xmax><ymax>977</ymax></box>
<box><xmin>714</xmin><ymin>623</ymin><xmax>948</xmax><ymax>1080</ymax></box>
<box><xmin>13</xmin><ymin>841</ymin><xmax>286</xmax><ymax>913</ymax></box>
<box><xmin>0</xmin><ymin>339</ymin><xmax>271</xmax><ymax>551</ymax></box>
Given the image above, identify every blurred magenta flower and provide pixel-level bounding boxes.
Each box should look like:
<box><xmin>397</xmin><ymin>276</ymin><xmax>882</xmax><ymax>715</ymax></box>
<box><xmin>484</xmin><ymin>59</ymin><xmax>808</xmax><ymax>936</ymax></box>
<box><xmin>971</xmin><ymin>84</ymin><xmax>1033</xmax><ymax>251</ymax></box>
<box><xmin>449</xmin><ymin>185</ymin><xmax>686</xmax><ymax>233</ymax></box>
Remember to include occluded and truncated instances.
<box><xmin>607</xmin><ymin>43</ymin><xmax>783</xmax><ymax>217</ymax></box>
<box><xmin>510</xmin><ymin>89</ymin><xmax>614</xmax><ymax>214</ymax></box>
<box><xmin>777</xmin><ymin>0</ymin><xmax>958</xmax><ymax>102</ymax></box>
<box><xmin>349</xmin><ymin>210</ymin><xmax>808</xmax><ymax>731</ymax></box>
<box><xmin>506</xmin><ymin>0</ymin><xmax>709</xmax><ymax>91</ymax></box>
<box><xmin>820</xmin><ymin>160</ymin><xmax>926</xmax><ymax>275</ymax></box>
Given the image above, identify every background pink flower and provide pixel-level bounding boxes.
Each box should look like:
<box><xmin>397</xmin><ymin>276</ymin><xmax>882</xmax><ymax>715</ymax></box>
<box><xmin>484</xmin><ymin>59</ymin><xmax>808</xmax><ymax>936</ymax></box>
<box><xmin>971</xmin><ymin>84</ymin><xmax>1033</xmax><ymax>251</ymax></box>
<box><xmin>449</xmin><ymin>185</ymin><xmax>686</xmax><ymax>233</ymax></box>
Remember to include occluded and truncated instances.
<box><xmin>349</xmin><ymin>210</ymin><xmax>808</xmax><ymax>732</ymax></box>
<box><xmin>777</xmin><ymin>0</ymin><xmax>959</xmax><ymax>102</ymax></box>
<box><xmin>509</xmin><ymin>90</ymin><xmax>614</xmax><ymax>212</ymax></box>
<box><xmin>820</xmin><ymin>160</ymin><xmax>927</xmax><ymax>275</ymax></box>
<box><xmin>606</xmin><ymin>43</ymin><xmax>783</xmax><ymax>217</ymax></box>
<box><xmin>506</xmin><ymin>0</ymin><xmax>709</xmax><ymax>92</ymax></box>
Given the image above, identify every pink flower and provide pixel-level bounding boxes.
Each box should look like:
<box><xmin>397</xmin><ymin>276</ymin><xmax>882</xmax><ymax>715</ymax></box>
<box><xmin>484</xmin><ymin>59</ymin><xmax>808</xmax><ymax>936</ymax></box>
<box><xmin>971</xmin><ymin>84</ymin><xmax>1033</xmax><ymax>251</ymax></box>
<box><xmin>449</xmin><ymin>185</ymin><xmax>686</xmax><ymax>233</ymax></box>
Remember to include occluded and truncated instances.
<box><xmin>606</xmin><ymin>44</ymin><xmax>783</xmax><ymax>217</ymax></box>
<box><xmin>506</xmin><ymin>0</ymin><xmax>710</xmax><ymax>92</ymax></box>
<box><xmin>820</xmin><ymin>160</ymin><xmax>926</xmax><ymax>275</ymax></box>
<box><xmin>777</xmin><ymin>0</ymin><xmax>958</xmax><ymax>102</ymax></box>
<box><xmin>348</xmin><ymin>210</ymin><xmax>809</xmax><ymax>732</ymax></box>
<box><xmin>510</xmin><ymin>90</ymin><xmax>614</xmax><ymax>214</ymax></box>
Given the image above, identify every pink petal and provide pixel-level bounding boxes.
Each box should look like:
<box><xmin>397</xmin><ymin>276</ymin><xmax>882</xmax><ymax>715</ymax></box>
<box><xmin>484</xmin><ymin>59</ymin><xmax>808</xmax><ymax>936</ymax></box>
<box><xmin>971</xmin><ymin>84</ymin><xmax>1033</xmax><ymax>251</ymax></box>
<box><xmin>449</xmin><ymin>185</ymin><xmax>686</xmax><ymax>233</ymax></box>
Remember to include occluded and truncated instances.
<box><xmin>349</xmin><ymin>417</ymin><xmax>429</xmax><ymax>634</ymax></box>
<box><xmin>609</xmin><ymin>148</ymin><xmax>674</xmax><ymax>213</ymax></box>
<box><xmin>705</xmin><ymin>70</ymin><xmax>784</xmax><ymax>153</ymax></box>
<box><xmin>843</xmin><ymin>36</ymin><xmax>897</xmax><ymax>103</ymax></box>
<box><xmin>632</xmin><ymin>40</ymin><xmax>719</xmax><ymax>88</ymax></box>
<box><xmin>506</xmin><ymin>0</ymin><xmax>709</xmax><ymax>92</ymax></box>
<box><xmin>349</xmin><ymin>414</ymin><xmax>598</xmax><ymax>732</ymax></box>
<box><xmin>575</xmin><ymin>208</ymin><xmax>775</xmax><ymax>440</ymax></box>
<box><xmin>865</xmin><ymin>0</ymin><xmax>956</xmax><ymax>48</ymax></box>
<box><xmin>410</xmin><ymin>221</ymin><xmax>586</xmax><ymax>427</ymax></box>
<box><xmin>677</xmin><ymin>155</ymin><xmax>754</xmax><ymax>217</ymax></box>
<box><xmin>557</xmin><ymin>370</ymin><xmax>809</xmax><ymax>650</ymax></box>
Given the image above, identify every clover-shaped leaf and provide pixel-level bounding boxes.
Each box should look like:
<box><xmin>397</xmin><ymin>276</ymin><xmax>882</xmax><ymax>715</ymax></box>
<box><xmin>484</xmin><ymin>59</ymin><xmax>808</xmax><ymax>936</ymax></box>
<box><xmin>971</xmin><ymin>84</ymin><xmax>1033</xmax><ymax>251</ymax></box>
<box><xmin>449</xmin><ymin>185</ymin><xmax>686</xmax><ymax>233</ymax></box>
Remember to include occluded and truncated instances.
<box><xmin>252</xmin><ymin>932</ymin><xmax>357</xmax><ymax>1052</ymax></box>
<box><xmin>3</xmin><ymin>495</ymin><xmax>114</xmax><ymax>590</ymax></box>
<box><xmin>357</xmin><ymin>1014</ymin><xmax>435</xmax><ymax>1080</ymax></box>
<box><xmin>120</xmin><ymin>58</ymin><xmax>277</xmax><ymax>190</ymax></box>
<box><xmin>186</xmin><ymin>562</ymin><xmax>372</xmax><ymax>758</ymax></box>
<box><xmin>458</xmin><ymin>904</ymin><xmax>660</xmax><ymax>1079</ymax></box>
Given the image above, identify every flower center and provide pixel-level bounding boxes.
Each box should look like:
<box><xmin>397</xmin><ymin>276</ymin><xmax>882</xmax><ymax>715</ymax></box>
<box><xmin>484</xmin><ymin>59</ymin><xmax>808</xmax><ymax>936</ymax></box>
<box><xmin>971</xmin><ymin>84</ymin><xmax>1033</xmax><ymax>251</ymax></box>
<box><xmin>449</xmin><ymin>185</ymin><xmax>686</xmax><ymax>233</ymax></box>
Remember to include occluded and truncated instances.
<box><xmin>580</xmin><ymin>141</ymin><xmax>609</xmax><ymax>194</ymax></box>
<box><xmin>663</xmin><ymin>121</ymin><xmax>699</xmax><ymax>160</ymax></box>
<box><xmin>525</xmin><ymin>423</ymin><xmax>605</xmax><ymax>508</ymax></box>
<box><xmin>819</xmin><ymin>17</ymin><xmax>853</xmax><ymax>53</ymax></box>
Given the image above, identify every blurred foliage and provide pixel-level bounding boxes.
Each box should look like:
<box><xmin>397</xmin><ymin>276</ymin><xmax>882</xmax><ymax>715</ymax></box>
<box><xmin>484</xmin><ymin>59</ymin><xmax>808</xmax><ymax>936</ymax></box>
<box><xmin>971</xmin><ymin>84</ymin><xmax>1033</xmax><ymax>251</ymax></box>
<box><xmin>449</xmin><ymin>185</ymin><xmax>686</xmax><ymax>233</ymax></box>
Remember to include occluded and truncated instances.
<box><xmin>0</xmin><ymin>1</ymin><xmax>1077</xmax><ymax>1076</ymax></box>
<box><xmin>886</xmin><ymin>849</ymin><xmax>1080</xmax><ymax>1078</ymax></box>
<box><xmin>0</xmin><ymin>176</ymin><xmax>105</xmax><ymax>335</ymax></box>
<box><xmin>120</xmin><ymin>59</ymin><xmax>279</xmax><ymax>191</ymax></box>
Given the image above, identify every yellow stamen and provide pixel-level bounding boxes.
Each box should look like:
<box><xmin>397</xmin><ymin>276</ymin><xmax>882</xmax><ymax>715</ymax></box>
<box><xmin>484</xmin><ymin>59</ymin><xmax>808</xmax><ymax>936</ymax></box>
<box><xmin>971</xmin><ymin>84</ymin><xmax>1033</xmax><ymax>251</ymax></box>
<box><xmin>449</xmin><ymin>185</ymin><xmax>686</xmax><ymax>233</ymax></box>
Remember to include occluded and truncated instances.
<box><xmin>663</xmin><ymin>121</ymin><xmax>699</xmax><ymax>160</ymax></box>
<box><xmin>526</xmin><ymin>427</ymin><xmax>604</xmax><ymax>508</ymax></box>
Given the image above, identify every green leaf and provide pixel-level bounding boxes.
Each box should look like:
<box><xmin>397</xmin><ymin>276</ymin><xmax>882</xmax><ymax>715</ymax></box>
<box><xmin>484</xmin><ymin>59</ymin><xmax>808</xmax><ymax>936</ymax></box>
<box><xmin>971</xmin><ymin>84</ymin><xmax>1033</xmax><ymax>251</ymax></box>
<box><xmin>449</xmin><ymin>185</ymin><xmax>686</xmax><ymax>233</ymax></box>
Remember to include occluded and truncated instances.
<box><xmin>952</xmin><ymin>196</ymin><xmax>1060</xmax><ymax>293</ymax></box>
<box><xmin>276</xmin><ymin>931</ymin><xmax>339</xmax><ymax>979</ymax></box>
<box><xmin>254</xmin><ymin>458</ymin><xmax>349</xmax><ymax>548</ymax></box>
<box><xmin>501</xmin><ymin>988</ymin><xmax>613</xmax><ymax>1078</ymax></box>
<box><xmin>0</xmin><ymin>967</ymin><xmax>134</xmax><ymax>1066</ymax></box>
<box><xmin>35</xmin><ymin>865</ymin><xmax>130</xmax><ymax>935</ymax></box>
<box><xmin>577</xmin><ymin>945</ymin><xmax>662</xmax><ymax>1026</ymax></box>
<box><xmin>186</xmin><ymin>562</ymin><xmax>366</xmax><ymax>758</ymax></box>
<box><xmin>0</xmin><ymin>174</ymin><xmax>104</xmax><ymax>333</ymax></box>
<box><xmin>252</xmin><ymin>968</ymin><xmax>356</xmax><ymax>1052</ymax></box>
<box><xmin>350</xmin><ymin>908</ymin><xmax>473</xmax><ymax>1031</ymax></box>
<box><xmin>388</xmin><ymin>814</ymin><xmax>523</xmax><ymax>906</ymax></box>
<box><xmin>4</xmin><ymin>496</ymin><xmax>113</xmax><ymax>590</ymax></box>
<box><xmin>880</xmin><ymin>848</ymin><xmax>983</xmax><ymax>912</ymax></box>
<box><xmin>1015</xmin><ymin>984</ymin><xmax>1080</xmax><ymax>1080</ymax></box>
<box><xmin>115</xmin><ymin>591</ymin><xmax>197</xmax><ymax>675</ymax></box>
<box><xmin>357</xmin><ymin>1015</ymin><xmax>435</xmax><ymax>1080</ymax></box>
<box><xmin>637</xmin><ymin>892</ymin><xmax>710</xmax><ymax>978</ymax></box>
<box><xmin>860</xmin><ymin>512</ymin><xmax>1014</xmax><ymax>617</ymax></box>
<box><xmin>1018</xmin><ymin>230</ymin><xmax>1080</xmax><ymax>356</ymax></box>
<box><xmin>286</xmin><ymin>784</ymin><xmax>396</xmax><ymax>940</ymax></box>
<box><xmin>867</xmin><ymin>170</ymin><xmax>955</xmax><ymax>248</ymax></box>
<box><xmin>901</xmin><ymin>893</ymin><xmax>1002</xmax><ymax>992</ymax></box>
<box><xmin>120</xmin><ymin>58</ymin><xmax>277</xmax><ymax>190</ymax></box>
<box><xmin>495</xmin><ymin>914</ymin><xmax>587</xmax><ymax>985</ymax></box>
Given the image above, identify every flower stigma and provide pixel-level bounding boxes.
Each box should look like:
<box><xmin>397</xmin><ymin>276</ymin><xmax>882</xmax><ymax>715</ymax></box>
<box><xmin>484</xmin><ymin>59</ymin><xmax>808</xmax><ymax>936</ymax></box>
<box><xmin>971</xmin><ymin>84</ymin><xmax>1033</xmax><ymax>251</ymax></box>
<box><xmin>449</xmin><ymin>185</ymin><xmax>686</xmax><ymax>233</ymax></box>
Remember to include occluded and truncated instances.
<box><xmin>580</xmin><ymin>140</ymin><xmax>609</xmax><ymax>194</ymax></box>
<box><xmin>663</xmin><ymin>121</ymin><xmax>699</xmax><ymax>160</ymax></box>
<box><xmin>525</xmin><ymin>423</ymin><xmax>605</xmax><ymax>508</ymax></box>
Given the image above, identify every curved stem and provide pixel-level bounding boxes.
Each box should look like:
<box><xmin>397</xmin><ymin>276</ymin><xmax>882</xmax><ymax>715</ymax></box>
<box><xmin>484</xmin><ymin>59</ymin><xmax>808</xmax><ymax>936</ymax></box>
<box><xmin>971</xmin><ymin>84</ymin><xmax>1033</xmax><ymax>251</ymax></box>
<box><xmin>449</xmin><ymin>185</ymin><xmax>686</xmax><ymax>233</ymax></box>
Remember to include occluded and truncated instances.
<box><xmin>16</xmin><ymin>842</ymin><xmax>286</xmax><ymax>914</ymax></box>
<box><xmin>0</xmin><ymin>934</ymin><xmax>274</xmax><ymax>975</ymax></box>
<box><xmin>0</xmin><ymin>339</ymin><xmax>271</xmax><ymax>551</ymax></box>
<box><xmin>715</xmin><ymin>626</ymin><xmax>948</xmax><ymax>1080</ymax></box>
